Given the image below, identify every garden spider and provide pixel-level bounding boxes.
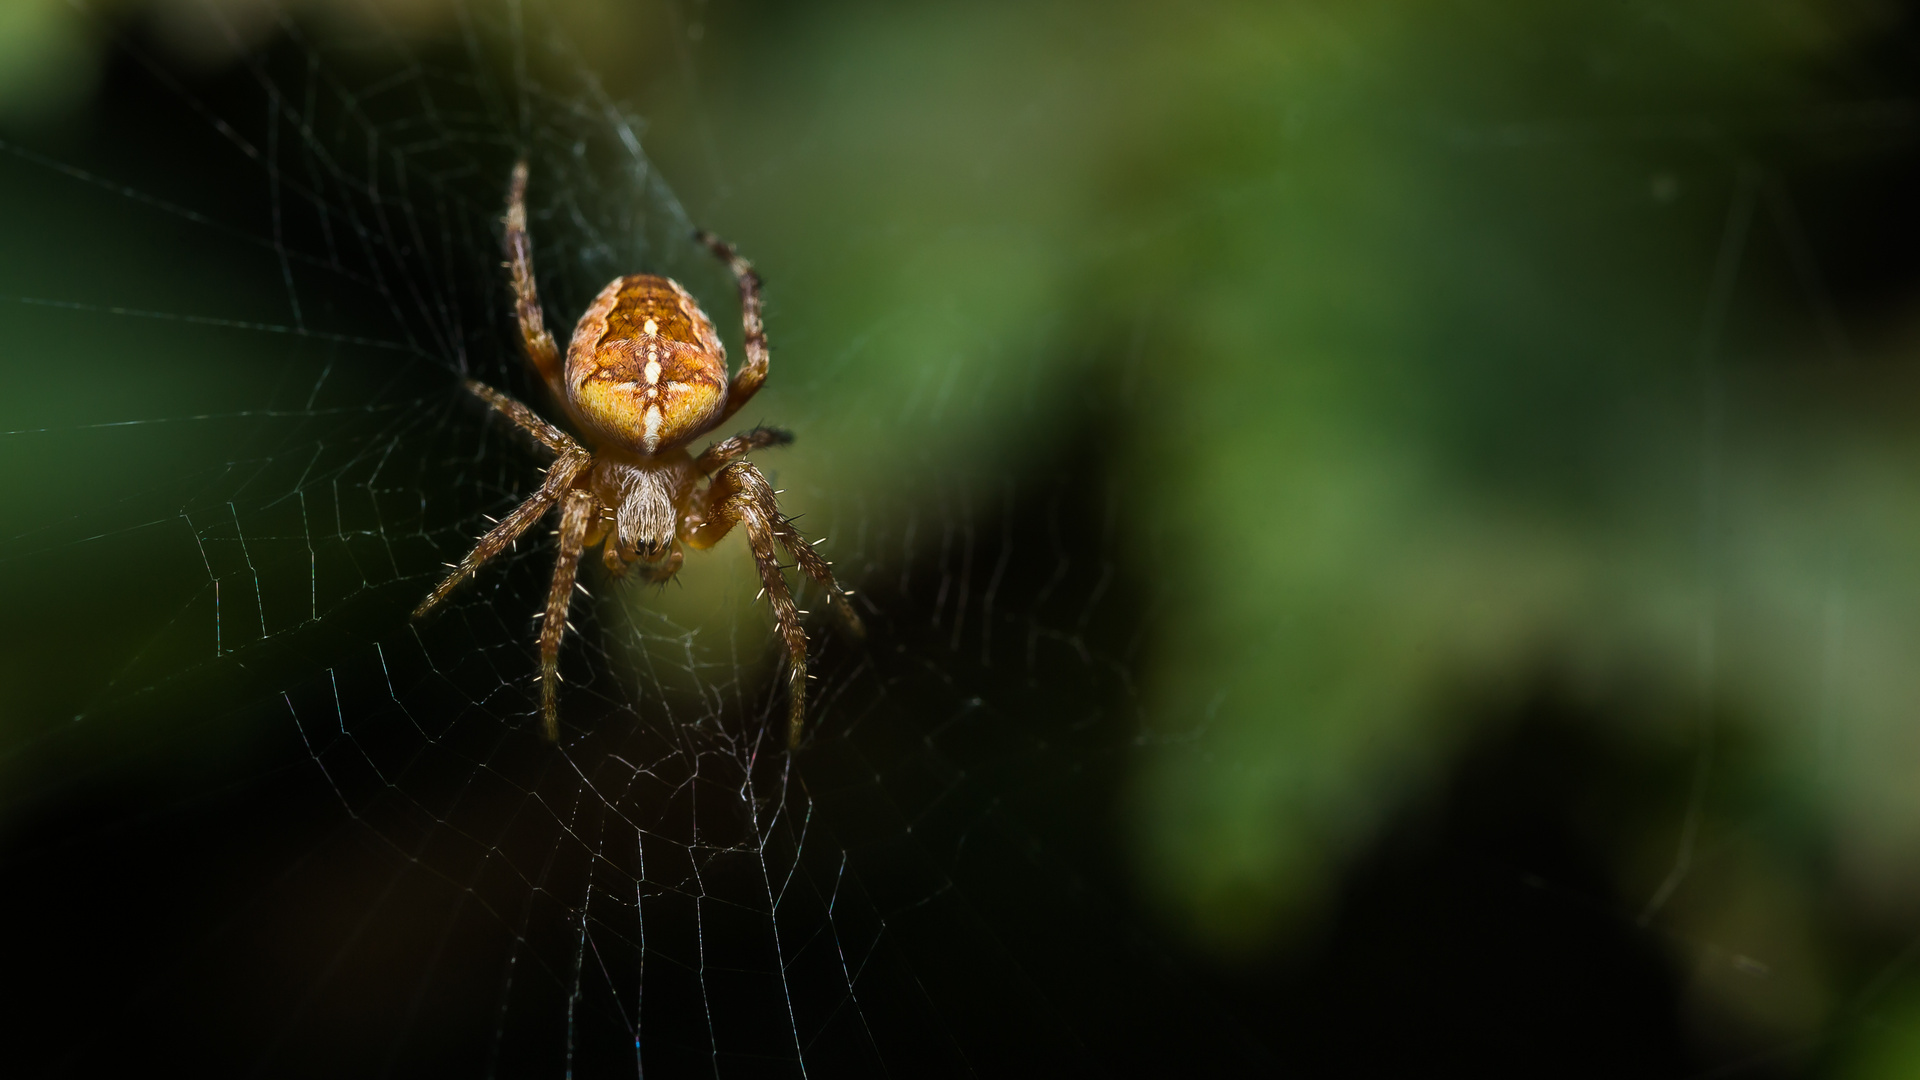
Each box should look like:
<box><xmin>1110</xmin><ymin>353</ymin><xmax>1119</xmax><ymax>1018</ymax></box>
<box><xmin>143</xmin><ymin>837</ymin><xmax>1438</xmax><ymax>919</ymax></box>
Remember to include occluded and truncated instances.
<box><xmin>414</xmin><ymin>161</ymin><xmax>861</xmax><ymax>746</ymax></box>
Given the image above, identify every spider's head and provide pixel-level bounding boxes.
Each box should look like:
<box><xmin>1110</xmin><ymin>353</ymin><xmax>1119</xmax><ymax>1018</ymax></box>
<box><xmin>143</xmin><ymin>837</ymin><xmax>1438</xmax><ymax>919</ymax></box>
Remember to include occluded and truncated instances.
<box><xmin>568</xmin><ymin>274</ymin><xmax>730</xmax><ymax>455</ymax></box>
<box><xmin>610</xmin><ymin>462</ymin><xmax>681</xmax><ymax>568</ymax></box>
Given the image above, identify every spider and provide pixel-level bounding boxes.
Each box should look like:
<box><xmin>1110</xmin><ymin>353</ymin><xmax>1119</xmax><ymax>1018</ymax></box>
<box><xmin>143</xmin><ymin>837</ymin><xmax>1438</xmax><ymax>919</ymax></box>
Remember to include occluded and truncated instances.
<box><xmin>414</xmin><ymin>161</ymin><xmax>861</xmax><ymax>746</ymax></box>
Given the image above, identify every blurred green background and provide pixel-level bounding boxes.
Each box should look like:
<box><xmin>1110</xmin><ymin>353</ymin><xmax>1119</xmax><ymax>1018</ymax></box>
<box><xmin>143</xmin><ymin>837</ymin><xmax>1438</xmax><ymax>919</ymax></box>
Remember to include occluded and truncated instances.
<box><xmin>7</xmin><ymin>0</ymin><xmax>1920</xmax><ymax>1074</ymax></box>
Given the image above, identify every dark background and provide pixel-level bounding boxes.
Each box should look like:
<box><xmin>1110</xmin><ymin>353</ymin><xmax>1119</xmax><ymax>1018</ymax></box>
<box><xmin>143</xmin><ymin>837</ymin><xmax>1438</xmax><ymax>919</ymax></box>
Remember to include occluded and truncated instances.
<box><xmin>5</xmin><ymin>1</ymin><xmax>1920</xmax><ymax>1075</ymax></box>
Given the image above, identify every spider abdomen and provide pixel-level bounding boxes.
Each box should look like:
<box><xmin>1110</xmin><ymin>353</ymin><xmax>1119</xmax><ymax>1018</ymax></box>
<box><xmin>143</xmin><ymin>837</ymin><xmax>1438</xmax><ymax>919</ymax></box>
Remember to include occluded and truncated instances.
<box><xmin>566</xmin><ymin>274</ymin><xmax>728</xmax><ymax>455</ymax></box>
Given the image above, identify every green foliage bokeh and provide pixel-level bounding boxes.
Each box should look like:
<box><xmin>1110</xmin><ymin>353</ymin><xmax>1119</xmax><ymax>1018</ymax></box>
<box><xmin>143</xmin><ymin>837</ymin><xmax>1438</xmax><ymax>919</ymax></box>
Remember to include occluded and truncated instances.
<box><xmin>3</xmin><ymin>0</ymin><xmax>1919</xmax><ymax>1066</ymax></box>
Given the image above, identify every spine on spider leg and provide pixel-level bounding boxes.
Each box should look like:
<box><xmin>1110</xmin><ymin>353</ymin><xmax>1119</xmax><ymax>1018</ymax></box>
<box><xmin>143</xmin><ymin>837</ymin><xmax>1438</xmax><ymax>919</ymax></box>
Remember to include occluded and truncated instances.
<box><xmin>772</xmin><ymin>518</ymin><xmax>866</xmax><ymax>638</ymax></box>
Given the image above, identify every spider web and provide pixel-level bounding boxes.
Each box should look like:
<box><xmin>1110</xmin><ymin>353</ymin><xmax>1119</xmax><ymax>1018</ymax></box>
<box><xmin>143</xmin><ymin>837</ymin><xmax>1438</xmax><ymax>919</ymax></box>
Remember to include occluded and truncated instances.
<box><xmin>0</xmin><ymin>4</ymin><xmax>1207</xmax><ymax>1076</ymax></box>
<box><xmin>8</xmin><ymin>2</ymin><xmax>1920</xmax><ymax>1077</ymax></box>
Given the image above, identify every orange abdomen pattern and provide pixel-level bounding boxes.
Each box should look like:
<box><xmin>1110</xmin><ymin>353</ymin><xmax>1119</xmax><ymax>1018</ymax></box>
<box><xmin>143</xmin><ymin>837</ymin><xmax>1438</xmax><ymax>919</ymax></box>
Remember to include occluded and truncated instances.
<box><xmin>565</xmin><ymin>275</ymin><xmax>729</xmax><ymax>455</ymax></box>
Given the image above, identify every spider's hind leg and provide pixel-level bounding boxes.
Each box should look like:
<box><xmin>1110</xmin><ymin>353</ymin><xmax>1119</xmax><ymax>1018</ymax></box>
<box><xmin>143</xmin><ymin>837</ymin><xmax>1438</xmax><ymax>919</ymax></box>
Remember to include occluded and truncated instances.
<box><xmin>693</xmin><ymin>230</ymin><xmax>769</xmax><ymax>423</ymax></box>
<box><xmin>505</xmin><ymin>161</ymin><xmax>563</xmax><ymax>394</ymax></box>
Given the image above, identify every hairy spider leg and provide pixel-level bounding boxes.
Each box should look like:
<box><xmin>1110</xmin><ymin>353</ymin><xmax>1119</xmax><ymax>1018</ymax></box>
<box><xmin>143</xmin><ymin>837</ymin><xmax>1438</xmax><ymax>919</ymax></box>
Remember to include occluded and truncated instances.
<box><xmin>465</xmin><ymin>379</ymin><xmax>575</xmax><ymax>454</ymax></box>
<box><xmin>691</xmin><ymin>464</ymin><xmax>807</xmax><ymax>744</ymax></box>
<box><xmin>505</xmin><ymin>160</ymin><xmax>564</xmax><ymax>397</ymax></box>
<box><xmin>766</xmin><ymin>506</ymin><xmax>864</xmax><ymax>636</ymax></box>
<box><xmin>539</xmin><ymin>488</ymin><xmax>598</xmax><ymax>740</ymax></box>
<box><xmin>685</xmin><ymin>461</ymin><xmax>860</xmax><ymax>745</ymax></box>
<box><xmin>702</xmin><ymin>460</ymin><xmax>860</xmax><ymax>629</ymax></box>
<box><xmin>692</xmin><ymin>430</ymin><xmax>856</xmax><ymax>627</ymax></box>
<box><xmin>694</xmin><ymin>426</ymin><xmax>794</xmax><ymax>475</ymax></box>
<box><xmin>694</xmin><ymin>231</ymin><xmax>769</xmax><ymax>424</ymax></box>
<box><xmin>413</xmin><ymin>383</ymin><xmax>591</xmax><ymax>620</ymax></box>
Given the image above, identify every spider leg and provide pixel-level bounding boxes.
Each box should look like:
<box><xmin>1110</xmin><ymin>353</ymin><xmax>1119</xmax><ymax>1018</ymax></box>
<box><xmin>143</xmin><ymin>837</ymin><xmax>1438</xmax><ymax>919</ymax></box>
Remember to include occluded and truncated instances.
<box><xmin>767</xmin><ymin>509</ymin><xmax>864</xmax><ymax>637</ymax></box>
<box><xmin>693</xmin><ymin>426</ymin><xmax>793</xmax><ymax>475</ymax></box>
<box><xmin>693</xmin><ymin>230</ymin><xmax>768</xmax><ymax>423</ymax></box>
<box><xmin>687</xmin><ymin>461</ymin><xmax>859</xmax><ymax>746</ymax></box>
<box><xmin>505</xmin><ymin>161</ymin><xmax>564</xmax><ymax>396</ymax></box>
<box><xmin>539</xmin><ymin>487</ymin><xmax>597</xmax><ymax>740</ymax></box>
<box><xmin>412</xmin><ymin>443</ymin><xmax>592</xmax><ymax>619</ymax></box>
<box><xmin>465</xmin><ymin>379</ymin><xmax>581</xmax><ymax>457</ymax></box>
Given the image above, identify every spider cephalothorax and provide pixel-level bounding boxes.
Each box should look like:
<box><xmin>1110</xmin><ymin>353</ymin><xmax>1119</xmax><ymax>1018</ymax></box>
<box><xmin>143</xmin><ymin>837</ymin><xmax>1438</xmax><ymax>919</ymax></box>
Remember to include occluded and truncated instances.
<box><xmin>414</xmin><ymin>161</ymin><xmax>861</xmax><ymax>745</ymax></box>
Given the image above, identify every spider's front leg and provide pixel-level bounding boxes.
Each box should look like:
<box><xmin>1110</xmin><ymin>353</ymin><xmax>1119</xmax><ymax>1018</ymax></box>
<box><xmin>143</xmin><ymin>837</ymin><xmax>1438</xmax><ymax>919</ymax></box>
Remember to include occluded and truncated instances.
<box><xmin>685</xmin><ymin>461</ymin><xmax>861</xmax><ymax>746</ymax></box>
<box><xmin>539</xmin><ymin>487</ymin><xmax>599</xmax><ymax>740</ymax></box>
<box><xmin>692</xmin><ymin>429</ymin><xmax>857</xmax><ymax>631</ymax></box>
